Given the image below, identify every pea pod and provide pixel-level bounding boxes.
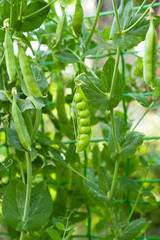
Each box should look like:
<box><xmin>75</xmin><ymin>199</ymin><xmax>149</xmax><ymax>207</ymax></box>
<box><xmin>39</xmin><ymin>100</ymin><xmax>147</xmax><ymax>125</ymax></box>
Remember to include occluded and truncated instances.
<box><xmin>73</xmin><ymin>0</ymin><xmax>83</xmax><ymax>35</ymax></box>
<box><xmin>12</xmin><ymin>89</ymin><xmax>31</xmax><ymax>151</ymax></box>
<box><xmin>143</xmin><ymin>8</ymin><xmax>157</xmax><ymax>88</ymax></box>
<box><xmin>74</xmin><ymin>85</ymin><xmax>91</xmax><ymax>153</ymax></box>
<box><xmin>18</xmin><ymin>43</ymin><xmax>43</xmax><ymax>98</ymax></box>
<box><xmin>4</xmin><ymin>20</ymin><xmax>16</xmax><ymax>83</ymax></box>
<box><xmin>55</xmin><ymin>10</ymin><xmax>67</xmax><ymax>46</ymax></box>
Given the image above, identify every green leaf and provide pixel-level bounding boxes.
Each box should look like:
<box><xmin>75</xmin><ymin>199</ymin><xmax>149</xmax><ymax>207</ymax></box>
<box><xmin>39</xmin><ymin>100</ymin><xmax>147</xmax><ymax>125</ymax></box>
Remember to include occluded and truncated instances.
<box><xmin>24</xmin><ymin>182</ymin><xmax>53</xmax><ymax>231</ymax></box>
<box><xmin>18</xmin><ymin>1</ymin><xmax>50</xmax><ymax>32</ymax></box>
<box><xmin>0</xmin><ymin>90</ymin><xmax>8</xmax><ymax>101</ymax></box>
<box><xmin>120</xmin><ymin>176</ymin><xmax>140</xmax><ymax>192</ymax></box>
<box><xmin>149</xmin><ymin>100</ymin><xmax>160</xmax><ymax>110</ymax></box>
<box><xmin>17</xmin><ymin>98</ymin><xmax>34</xmax><ymax>112</ymax></box>
<box><xmin>128</xmin><ymin>93</ymin><xmax>149</xmax><ymax>108</ymax></box>
<box><xmin>32</xmin><ymin>65</ymin><xmax>49</xmax><ymax>96</ymax></box>
<box><xmin>83</xmin><ymin>180</ymin><xmax>114</xmax><ymax>207</ymax></box>
<box><xmin>65</xmin><ymin>224</ymin><xmax>75</xmax><ymax>231</ymax></box>
<box><xmin>81</xmin><ymin>42</ymin><xmax>106</xmax><ymax>58</ymax></box>
<box><xmin>111</xmin><ymin>14</ymin><xmax>160</xmax><ymax>49</ymax></box>
<box><xmin>110</xmin><ymin>0</ymin><xmax>133</xmax><ymax>39</ymax></box>
<box><xmin>120</xmin><ymin>218</ymin><xmax>146</xmax><ymax>240</ymax></box>
<box><xmin>120</xmin><ymin>131</ymin><xmax>144</xmax><ymax>159</ymax></box>
<box><xmin>98</xmin><ymin>167</ymin><xmax>112</xmax><ymax>195</ymax></box>
<box><xmin>81</xmin><ymin>73</ymin><xmax>123</xmax><ymax>111</ymax></box>
<box><xmin>54</xmin><ymin>51</ymin><xmax>79</xmax><ymax>63</ymax></box>
<box><xmin>73</xmin><ymin>0</ymin><xmax>83</xmax><ymax>35</ymax></box>
<box><xmin>65</xmin><ymin>144</ymin><xmax>79</xmax><ymax>165</ymax></box>
<box><xmin>2</xmin><ymin>179</ymin><xmax>26</xmax><ymax>231</ymax></box>
<box><xmin>7</xmin><ymin>128</ymin><xmax>25</xmax><ymax>152</ymax></box>
<box><xmin>46</xmin><ymin>228</ymin><xmax>62</xmax><ymax>240</ymax></box>
<box><xmin>56</xmin><ymin>222</ymin><xmax>65</xmax><ymax>231</ymax></box>
<box><xmin>108</xmin><ymin>116</ymin><xmax>127</xmax><ymax>155</ymax></box>
<box><xmin>102</xmin><ymin>56</ymin><xmax>123</xmax><ymax>102</ymax></box>
<box><xmin>30</xmin><ymin>148</ymin><xmax>38</xmax><ymax>162</ymax></box>
<box><xmin>103</xmin><ymin>26</ymin><xmax>111</xmax><ymax>41</ymax></box>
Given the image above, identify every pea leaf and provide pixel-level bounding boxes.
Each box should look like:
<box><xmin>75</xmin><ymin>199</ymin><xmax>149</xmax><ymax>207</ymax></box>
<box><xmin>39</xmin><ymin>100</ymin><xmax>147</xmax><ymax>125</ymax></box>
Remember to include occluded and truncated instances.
<box><xmin>54</xmin><ymin>51</ymin><xmax>79</xmax><ymax>63</ymax></box>
<box><xmin>2</xmin><ymin>180</ymin><xmax>53</xmax><ymax>232</ymax></box>
<box><xmin>17</xmin><ymin>98</ymin><xmax>34</xmax><ymax>112</ymax></box>
<box><xmin>56</xmin><ymin>222</ymin><xmax>65</xmax><ymax>231</ymax></box>
<box><xmin>2</xmin><ymin>179</ymin><xmax>26</xmax><ymax>231</ymax></box>
<box><xmin>120</xmin><ymin>131</ymin><xmax>144</xmax><ymax>159</ymax></box>
<box><xmin>110</xmin><ymin>0</ymin><xmax>133</xmax><ymax>39</ymax></box>
<box><xmin>32</xmin><ymin>65</ymin><xmax>49</xmax><ymax>96</ymax></box>
<box><xmin>83</xmin><ymin>180</ymin><xmax>114</xmax><ymax>207</ymax></box>
<box><xmin>0</xmin><ymin>90</ymin><xmax>8</xmax><ymax>101</ymax></box>
<box><xmin>7</xmin><ymin>128</ymin><xmax>25</xmax><ymax>152</ymax></box>
<box><xmin>120</xmin><ymin>176</ymin><xmax>140</xmax><ymax>192</ymax></box>
<box><xmin>81</xmin><ymin>68</ymin><xmax>123</xmax><ymax>111</ymax></box>
<box><xmin>98</xmin><ymin>167</ymin><xmax>112</xmax><ymax>195</ymax></box>
<box><xmin>17</xmin><ymin>1</ymin><xmax>50</xmax><ymax>32</ymax></box>
<box><xmin>128</xmin><ymin>93</ymin><xmax>149</xmax><ymax>108</ymax></box>
<box><xmin>120</xmin><ymin>218</ymin><xmax>146</xmax><ymax>240</ymax></box>
<box><xmin>46</xmin><ymin>228</ymin><xmax>62</xmax><ymax>240</ymax></box>
<box><xmin>24</xmin><ymin>182</ymin><xmax>53</xmax><ymax>231</ymax></box>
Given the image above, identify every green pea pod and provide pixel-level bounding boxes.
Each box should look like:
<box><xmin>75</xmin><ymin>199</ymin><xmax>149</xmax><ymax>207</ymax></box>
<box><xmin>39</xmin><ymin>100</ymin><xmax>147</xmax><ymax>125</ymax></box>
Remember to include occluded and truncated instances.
<box><xmin>55</xmin><ymin>10</ymin><xmax>67</xmax><ymax>46</ymax></box>
<box><xmin>56</xmin><ymin>74</ymin><xmax>69</xmax><ymax>124</ymax></box>
<box><xmin>22</xmin><ymin>110</ymin><xmax>33</xmax><ymax>137</ymax></box>
<box><xmin>74</xmin><ymin>85</ymin><xmax>91</xmax><ymax>153</ymax></box>
<box><xmin>18</xmin><ymin>44</ymin><xmax>43</xmax><ymax>98</ymax></box>
<box><xmin>143</xmin><ymin>10</ymin><xmax>157</xmax><ymax>88</ymax></box>
<box><xmin>4</xmin><ymin>22</ymin><xmax>16</xmax><ymax>83</ymax></box>
<box><xmin>73</xmin><ymin>0</ymin><xmax>83</xmax><ymax>35</ymax></box>
<box><xmin>12</xmin><ymin>90</ymin><xmax>31</xmax><ymax>151</ymax></box>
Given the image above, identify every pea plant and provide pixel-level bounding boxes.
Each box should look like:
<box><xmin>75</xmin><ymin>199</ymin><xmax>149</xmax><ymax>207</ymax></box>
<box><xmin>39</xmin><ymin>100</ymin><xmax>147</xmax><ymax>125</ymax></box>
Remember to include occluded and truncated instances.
<box><xmin>0</xmin><ymin>0</ymin><xmax>160</xmax><ymax>239</ymax></box>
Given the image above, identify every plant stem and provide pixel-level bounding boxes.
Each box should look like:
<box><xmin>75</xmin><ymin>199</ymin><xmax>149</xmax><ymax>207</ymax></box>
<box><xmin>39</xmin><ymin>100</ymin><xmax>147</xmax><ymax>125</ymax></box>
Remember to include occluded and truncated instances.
<box><xmin>19</xmin><ymin>152</ymin><xmax>32</xmax><ymax>240</ymax></box>
<box><xmin>109</xmin><ymin>47</ymin><xmax>120</xmax><ymax>99</ymax></box>
<box><xmin>122</xmin><ymin>0</ymin><xmax>157</xmax><ymax>34</ymax></box>
<box><xmin>135</xmin><ymin>0</ymin><xmax>148</xmax><ymax>15</ymax></box>
<box><xmin>132</xmin><ymin>101</ymin><xmax>155</xmax><ymax>132</ymax></box>
<box><xmin>112</xmin><ymin>0</ymin><xmax>121</xmax><ymax>34</ymax></box>
<box><xmin>110</xmin><ymin>109</ymin><xmax>120</xmax><ymax>153</ymax></box>
<box><xmin>20</xmin><ymin>0</ymin><xmax>24</xmax><ymax>21</ymax></box>
<box><xmin>85</xmin><ymin>0</ymin><xmax>103</xmax><ymax>46</ymax></box>
<box><xmin>22</xmin><ymin>0</ymin><xmax>57</xmax><ymax>20</ymax></box>
<box><xmin>67</xmin><ymin>48</ymin><xmax>99</xmax><ymax>79</ymax></box>
<box><xmin>10</xmin><ymin>0</ymin><xmax>13</xmax><ymax>28</ymax></box>
<box><xmin>108</xmin><ymin>159</ymin><xmax>119</xmax><ymax>199</ymax></box>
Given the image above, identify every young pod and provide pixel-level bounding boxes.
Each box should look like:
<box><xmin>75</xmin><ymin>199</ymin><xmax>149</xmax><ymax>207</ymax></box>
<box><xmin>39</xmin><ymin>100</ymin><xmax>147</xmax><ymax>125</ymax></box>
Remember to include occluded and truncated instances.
<box><xmin>12</xmin><ymin>89</ymin><xmax>31</xmax><ymax>151</ymax></box>
<box><xmin>4</xmin><ymin>20</ymin><xmax>16</xmax><ymax>83</ymax></box>
<box><xmin>143</xmin><ymin>9</ymin><xmax>157</xmax><ymax>88</ymax></box>
<box><xmin>74</xmin><ymin>86</ymin><xmax>91</xmax><ymax>153</ymax></box>
<box><xmin>18</xmin><ymin>43</ymin><xmax>43</xmax><ymax>98</ymax></box>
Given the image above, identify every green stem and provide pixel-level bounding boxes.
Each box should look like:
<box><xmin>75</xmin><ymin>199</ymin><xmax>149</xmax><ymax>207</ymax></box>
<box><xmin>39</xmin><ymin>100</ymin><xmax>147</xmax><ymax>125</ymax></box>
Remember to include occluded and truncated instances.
<box><xmin>122</xmin><ymin>0</ymin><xmax>157</xmax><ymax>34</ymax></box>
<box><xmin>29</xmin><ymin>97</ymin><xmax>41</xmax><ymax>142</ymax></box>
<box><xmin>10</xmin><ymin>0</ymin><xmax>13</xmax><ymax>28</ymax></box>
<box><xmin>2</xmin><ymin>72</ymin><xmax>12</xmax><ymax>103</ymax></box>
<box><xmin>135</xmin><ymin>0</ymin><xmax>148</xmax><ymax>15</ymax></box>
<box><xmin>109</xmin><ymin>47</ymin><xmax>120</xmax><ymax>99</ymax></box>
<box><xmin>67</xmin><ymin>48</ymin><xmax>98</xmax><ymax>79</ymax></box>
<box><xmin>20</xmin><ymin>0</ymin><xmax>24</xmax><ymax>21</ymax></box>
<box><xmin>85</xmin><ymin>0</ymin><xmax>103</xmax><ymax>46</ymax></box>
<box><xmin>110</xmin><ymin>109</ymin><xmax>120</xmax><ymax>153</ymax></box>
<box><xmin>132</xmin><ymin>101</ymin><xmax>155</xmax><ymax>132</ymax></box>
<box><xmin>19</xmin><ymin>152</ymin><xmax>32</xmax><ymax>240</ymax></box>
<box><xmin>22</xmin><ymin>0</ymin><xmax>57</xmax><ymax>20</ymax></box>
<box><xmin>20</xmin><ymin>161</ymin><xmax>25</xmax><ymax>184</ymax></box>
<box><xmin>112</xmin><ymin>0</ymin><xmax>121</xmax><ymax>34</ymax></box>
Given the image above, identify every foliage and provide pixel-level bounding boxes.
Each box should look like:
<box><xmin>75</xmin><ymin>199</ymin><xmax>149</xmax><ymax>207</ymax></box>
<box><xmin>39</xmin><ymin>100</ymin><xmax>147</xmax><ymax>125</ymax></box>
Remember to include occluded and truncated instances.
<box><xmin>0</xmin><ymin>0</ymin><xmax>160</xmax><ymax>240</ymax></box>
